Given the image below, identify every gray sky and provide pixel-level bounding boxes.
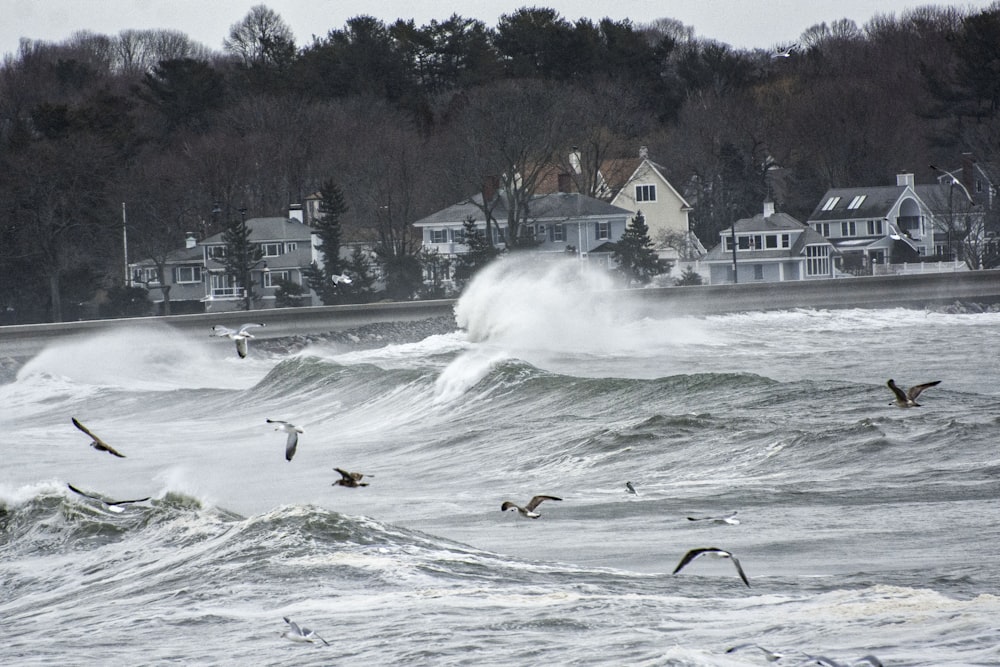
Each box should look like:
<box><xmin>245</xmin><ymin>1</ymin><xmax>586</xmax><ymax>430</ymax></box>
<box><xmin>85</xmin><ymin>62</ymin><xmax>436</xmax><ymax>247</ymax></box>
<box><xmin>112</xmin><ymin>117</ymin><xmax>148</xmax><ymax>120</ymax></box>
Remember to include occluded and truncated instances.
<box><xmin>2</xmin><ymin>0</ymin><xmax>996</xmax><ymax>58</ymax></box>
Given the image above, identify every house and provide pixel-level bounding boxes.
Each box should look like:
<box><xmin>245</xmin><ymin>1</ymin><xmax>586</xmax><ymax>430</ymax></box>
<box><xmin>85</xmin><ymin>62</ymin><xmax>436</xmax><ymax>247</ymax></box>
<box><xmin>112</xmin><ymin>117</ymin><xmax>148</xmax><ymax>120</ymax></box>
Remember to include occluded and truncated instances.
<box><xmin>413</xmin><ymin>190</ymin><xmax>635</xmax><ymax>284</ymax></box>
<box><xmin>128</xmin><ymin>234</ymin><xmax>208</xmax><ymax>315</ymax></box>
<box><xmin>200</xmin><ymin>210</ymin><xmax>318</xmax><ymax>311</ymax></box>
<box><xmin>537</xmin><ymin>147</ymin><xmax>705</xmax><ymax>263</ymax></box>
<box><xmin>129</xmin><ymin>206</ymin><xmax>321</xmax><ymax>313</ymax></box>
<box><xmin>805</xmin><ymin>173</ymin><xmax>940</xmax><ymax>275</ymax></box>
<box><xmin>702</xmin><ymin>202</ymin><xmax>837</xmax><ymax>284</ymax></box>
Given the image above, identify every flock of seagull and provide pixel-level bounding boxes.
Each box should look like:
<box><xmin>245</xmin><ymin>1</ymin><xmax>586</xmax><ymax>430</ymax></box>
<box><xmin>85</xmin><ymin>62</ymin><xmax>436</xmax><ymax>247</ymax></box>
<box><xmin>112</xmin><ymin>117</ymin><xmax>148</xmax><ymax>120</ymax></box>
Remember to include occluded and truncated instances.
<box><xmin>64</xmin><ymin>324</ymin><xmax>942</xmax><ymax>658</ymax></box>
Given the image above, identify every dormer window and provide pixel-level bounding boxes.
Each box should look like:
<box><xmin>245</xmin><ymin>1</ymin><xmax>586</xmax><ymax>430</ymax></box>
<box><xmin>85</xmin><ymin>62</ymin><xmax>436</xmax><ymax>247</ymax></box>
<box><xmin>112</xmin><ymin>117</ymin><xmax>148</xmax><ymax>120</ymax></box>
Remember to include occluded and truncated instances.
<box><xmin>847</xmin><ymin>195</ymin><xmax>867</xmax><ymax>209</ymax></box>
<box><xmin>821</xmin><ymin>196</ymin><xmax>840</xmax><ymax>211</ymax></box>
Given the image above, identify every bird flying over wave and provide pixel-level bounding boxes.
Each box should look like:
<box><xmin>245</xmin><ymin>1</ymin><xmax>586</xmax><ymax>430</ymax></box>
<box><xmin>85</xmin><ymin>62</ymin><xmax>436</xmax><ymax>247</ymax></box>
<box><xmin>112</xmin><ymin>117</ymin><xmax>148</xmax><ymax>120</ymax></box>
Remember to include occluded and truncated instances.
<box><xmin>887</xmin><ymin>378</ymin><xmax>940</xmax><ymax>408</ymax></box>
<box><xmin>501</xmin><ymin>495</ymin><xmax>562</xmax><ymax>519</ymax></box>
<box><xmin>212</xmin><ymin>322</ymin><xmax>265</xmax><ymax>358</ymax></box>
<box><xmin>67</xmin><ymin>483</ymin><xmax>149</xmax><ymax>512</ymax></box>
<box><xmin>71</xmin><ymin>417</ymin><xmax>126</xmax><ymax>458</ymax></box>
<box><xmin>672</xmin><ymin>547</ymin><xmax>750</xmax><ymax>587</ymax></box>
<box><xmin>332</xmin><ymin>468</ymin><xmax>370</xmax><ymax>487</ymax></box>
<box><xmin>267</xmin><ymin>419</ymin><xmax>303</xmax><ymax>461</ymax></box>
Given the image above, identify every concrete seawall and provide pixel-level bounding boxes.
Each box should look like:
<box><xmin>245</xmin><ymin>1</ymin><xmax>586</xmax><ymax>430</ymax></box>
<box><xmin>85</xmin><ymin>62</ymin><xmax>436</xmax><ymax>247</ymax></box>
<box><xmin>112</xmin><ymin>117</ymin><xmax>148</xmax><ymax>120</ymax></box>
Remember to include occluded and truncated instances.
<box><xmin>2</xmin><ymin>270</ymin><xmax>999</xmax><ymax>359</ymax></box>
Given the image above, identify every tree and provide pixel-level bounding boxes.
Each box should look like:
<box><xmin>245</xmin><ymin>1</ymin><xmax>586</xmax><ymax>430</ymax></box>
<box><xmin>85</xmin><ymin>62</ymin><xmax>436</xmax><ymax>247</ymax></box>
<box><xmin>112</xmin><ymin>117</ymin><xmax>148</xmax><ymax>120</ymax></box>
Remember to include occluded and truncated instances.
<box><xmin>611</xmin><ymin>212</ymin><xmax>668</xmax><ymax>287</ymax></box>
<box><xmin>223</xmin><ymin>4</ymin><xmax>296</xmax><ymax>69</ymax></box>
<box><xmin>303</xmin><ymin>180</ymin><xmax>349</xmax><ymax>304</ymax></box>
<box><xmin>674</xmin><ymin>266</ymin><xmax>704</xmax><ymax>286</ymax></box>
<box><xmin>451</xmin><ymin>217</ymin><xmax>501</xmax><ymax>289</ymax></box>
<box><xmin>220</xmin><ymin>210</ymin><xmax>262</xmax><ymax>310</ymax></box>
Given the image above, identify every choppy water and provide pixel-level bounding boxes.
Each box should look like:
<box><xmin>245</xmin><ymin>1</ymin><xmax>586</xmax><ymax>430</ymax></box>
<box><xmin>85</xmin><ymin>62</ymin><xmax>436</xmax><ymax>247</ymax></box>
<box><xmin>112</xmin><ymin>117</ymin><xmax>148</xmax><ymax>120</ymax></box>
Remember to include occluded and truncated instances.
<box><xmin>3</xmin><ymin>257</ymin><xmax>1000</xmax><ymax>666</ymax></box>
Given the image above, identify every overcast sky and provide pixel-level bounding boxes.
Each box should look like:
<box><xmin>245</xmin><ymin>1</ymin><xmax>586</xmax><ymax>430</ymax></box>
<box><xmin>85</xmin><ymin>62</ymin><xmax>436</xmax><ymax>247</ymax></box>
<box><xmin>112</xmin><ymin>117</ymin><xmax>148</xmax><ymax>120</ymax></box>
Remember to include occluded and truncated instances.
<box><xmin>3</xmin><ymin>0</ymin><xmax>996</xmax><ymax>58</ymax></box>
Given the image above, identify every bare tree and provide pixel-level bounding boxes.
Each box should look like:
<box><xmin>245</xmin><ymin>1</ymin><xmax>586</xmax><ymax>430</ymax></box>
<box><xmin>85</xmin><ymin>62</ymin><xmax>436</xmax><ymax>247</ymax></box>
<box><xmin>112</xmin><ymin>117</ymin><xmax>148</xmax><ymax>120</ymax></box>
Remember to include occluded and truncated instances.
<box><xmin>223</xmin><ymin>4</ymin><xmax>296</xmax><ymax>68</ymax></box>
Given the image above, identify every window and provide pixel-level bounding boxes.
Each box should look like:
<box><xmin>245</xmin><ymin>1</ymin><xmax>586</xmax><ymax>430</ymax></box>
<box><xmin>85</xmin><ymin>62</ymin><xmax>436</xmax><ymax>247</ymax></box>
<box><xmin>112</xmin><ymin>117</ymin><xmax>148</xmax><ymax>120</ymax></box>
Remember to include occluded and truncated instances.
<box><xmin>781</xmin><ymin>234</ymin><xmax>790</xmax><ymax>248</ymax></box>
<box><xmin>867</xmin><ymin>219</ymin><xmax>883</xmax><ymax>235</ymax></box>
<box><xmin>765</xmin><ymin>235</ymin><xmax>778</xmax><ymax>249</ymax></box>
<box><xmin>752</xmin><ymin>235</ymin><xmax>763</xmax><ymax>250</ymax></box>
<box><xmin>821</xmin><ymin>196</ymin><xmax>841</xmax><ymax>211</ymax></box>
<box><xmin>806</xmin><ymin>245</ymin><xmax>831</xmax><ymax>276</ymax></box>
<box><xmin>210</xmin><ymin>272</ymin><xmax>241</xmax><ymax>297</ymax></box>
<box><xmin>132</xmin><ymin>267</ymin><xmax>159</xmax><ymax>284</ymax></box>
<box><xmin>430</xmin><ymin>229</ymin><xmax>448</xmax><ymax>243</ymax></box>
<box><xmin>207</xmin><ymin>246</ymin><xmax>226</xmax><ymax>259</ymax></box>
<box><xmin>840</xmin><ymin>221</ymin><xmax>856</xmax><ymax>237</ymax></box>
<box><xmin>595</xmin><ymin>221</ymin><xmax>610</xmax><ymax>240</ymax></box>
<box><xmin>263</xmin><ymin>270</ymin><xmax>290</xmax><ymax>288</ymax></box>
<box><xmin>847</xmin><ymin>195</ymin><xmax>867</xmax><ymax>209</ymax></box>
<box><xmin>552</xmin><ymin>223</ymin><xmax>565</xmax><ymax>242</ymax></box>
<box><xmin>260</xmin><ymin>242</ymin><xmax>283</xmax><ymax>257</ymax></box>
<box><xmin>635</xmin><ymin>184</ymin><xmax>656</xmax><ymax>202</ymax></box>
<box><xmin>724</xmin><ymin>236</ymin><xmax>734</xmax><ymax>251</ymax></box>
<box><xmin>174</xmin><ymin>266</ymin><xmax>202</xmax><ymax>284</ymax></box>
<box><xmin>451</xmin><ymin>228</ymin><xmax>465</xmax><ymax>243</ymax></box>
<box><xmin>753</xmin><ymin>264</ymin><xmax>764</xmax><ymax>280</ymax></box>
<box><xmin>285</xmin><ymin>242</ymin><xmax>297</xmax><ymax>252</ymax></box>
<box><xmin>492</xmin><ymin>227</ymin><xmax>506</xmax><ymax>244</ymax></box>
<box><xmin>536</xmin><ymin>224</ymin><xmax>546</xmax><ymax>237</ymax></box>
<box><xmin>738</xmin><ymin>236</ymin><xmax>752</xmax><ymax>250</ymax></box>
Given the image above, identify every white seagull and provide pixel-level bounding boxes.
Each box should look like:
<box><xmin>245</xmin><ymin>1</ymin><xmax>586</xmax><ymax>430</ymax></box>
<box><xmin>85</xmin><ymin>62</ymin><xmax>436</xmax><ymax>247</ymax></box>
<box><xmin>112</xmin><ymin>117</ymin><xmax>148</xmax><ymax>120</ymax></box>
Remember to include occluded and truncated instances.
<box><xmin>267</xmin><ymin>419</ymin><xmax>304</xmax><ymax>461</ymax></box>
<box><xmin>67</xmin><ymin>483</ymin><xmax>150</xmax><ymax>513</ymax></box>
<box><xmin>501</xmin><ymin>495</ymin><xmax>562</xmax><ymax>519</ymax></box>
<box><xmin>687</xmin><ymin>511</ymin><xmax>740</xmax><ymax>525</ymax></box>
<box><xmin>71</xmin><ymin>417</ymin><xmax>126</xmax><ymax>458</ymax></box>
<box><xmin>211</xmin><ymin>322</ymin><xmax>265</xmax><ymax>359</ymax></box>
<box><xmin>331</xmin><ymin>273</ymin><xmax>353</xmax><ymax>286</ymax></box>
<box><xmin>887</xmin><ymin>378</ymin><xmax>940</xmax><ymax>408</ymax></box>
<box><xmin>725</xmin><ymin>643</ymin><xmax>785</xmax><ymax>662</ymax></box>
<box><xmin>771</xmin><ymin>44</ymin><xmax>798</xmax><ymax>58</ymax></box>
<box><xmin>280</xmin><ymin>617</ymin><xmax>329</xmax><ymax>646</ymax></box>
<box><xmin>672</xmin><ymin>547</ymin><xmax>750</xmax><ymax>587</ymax></box>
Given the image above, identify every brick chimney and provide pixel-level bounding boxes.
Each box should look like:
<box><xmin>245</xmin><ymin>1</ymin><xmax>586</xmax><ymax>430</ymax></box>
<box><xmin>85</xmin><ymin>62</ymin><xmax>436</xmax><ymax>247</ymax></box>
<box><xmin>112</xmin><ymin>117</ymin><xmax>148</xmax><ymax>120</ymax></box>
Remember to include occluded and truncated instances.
<box><xmin>961</xmin><ymin>152</ymin><xmax>976</xmax><ymax>196</ymax></box>
<box><xmin>557</xmin><ymin>173</ymin><xmax>572</xmax><ymax>193</ymax></box>
<box><xmin>482</xmin><ymin>175</ymin><xmax>500</xmax><ymax>202</ymax></box>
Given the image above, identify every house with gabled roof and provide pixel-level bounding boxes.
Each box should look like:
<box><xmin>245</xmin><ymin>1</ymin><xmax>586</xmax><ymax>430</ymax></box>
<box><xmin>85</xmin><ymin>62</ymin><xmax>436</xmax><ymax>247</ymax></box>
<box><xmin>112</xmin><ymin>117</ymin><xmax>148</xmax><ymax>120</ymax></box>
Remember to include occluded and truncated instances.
<box><xmin>702</xmin><ymin>202</ymin><xmax>837</xmax><ymax>284</ymax></box>
<box><xmin>128</xmin><ymin>234</ymin><xmax>208</xmax><ymax>315</ymax></box>
<box><xmin>199</xmin><ymin>211</ymin><xmax>318</xmax><ymax>310</ymax></box>
<box><xmin>536</xmin><ymin>147</ymin><xmax>704</xmax><ymax>262</ymax></box>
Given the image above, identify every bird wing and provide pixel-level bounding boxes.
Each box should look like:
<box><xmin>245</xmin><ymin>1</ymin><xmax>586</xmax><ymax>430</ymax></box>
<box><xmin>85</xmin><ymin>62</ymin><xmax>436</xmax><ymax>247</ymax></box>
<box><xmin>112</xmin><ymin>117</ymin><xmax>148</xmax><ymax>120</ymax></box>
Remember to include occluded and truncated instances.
<box><xmin>285</xmin><ymin>431</ymin><xmax>298</xmax><ymax>461</ymax></box>
<box><xmin>907</xmin><ymin>380</ymin><xmax>941</xmax><ymax>400</ymax></box>
<box><xmin>283</xmin><ymin>617</ymin><xmax>301</xmax><ymax>635</ymax></box>
<box><xmin>729</xmin><ymin>554</ymin><xmax>751</xmax><ymax>587</ymax></box>
<box><xmin>525</xmin><ymin>495</ymin><xmax>562</xmax><ymax>511</ymax></box>
<box><xmin>334</xmin><ymin>468</ymin><xmax>354</xmax><ymax>481</ymax></box>
<box><xmin>72</xmin><ymin>418</ymin><xmax>125</xmax><ymax>457</ymax></box>
<box><xmin>672</xmin><ymin>548</ymin><xmax>709</xmax><ymax>575</ymax></box>
<box><xmin>237</xmin><ymin>322</ymin><xmax>265</xmax><ymax>334</ymax></box>
<box><xmin>68</xmin><ymin>483</ymin><xmax>148</xmax><ymax>507</ymax></box>
<box><xmin>67</xmin><ymin>483</ymin><xmax>103</xmax><ymax>501</ymax></box>
<box><xmin>886</xmin><ymin>379</ymin><xmax>908</xmax><ymax>402</ymax></box>
<box><xmin>267</xmin><ymin>418</ymin><xmax>288</xmax><ymax>426</ymax></box>
<box><xmin>211</xmin><ymin>325</ymin><xmax>235</xmax><ymax>337</ymax></box>
<box><xmin>235</xmin><ymin>337</ymin><xmax>249</xmax><ymax>358</ymax></box>
<box><xmin>500</xmin><ymin>501</ymin><xmax>519</xmax><ymax>512</ymax></box>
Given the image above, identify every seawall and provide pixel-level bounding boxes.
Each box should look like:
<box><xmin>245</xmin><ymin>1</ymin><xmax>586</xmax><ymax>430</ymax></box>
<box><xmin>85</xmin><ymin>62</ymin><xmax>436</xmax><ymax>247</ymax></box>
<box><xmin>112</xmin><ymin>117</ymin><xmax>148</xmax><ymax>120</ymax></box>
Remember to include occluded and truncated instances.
<box><xmin>2</xmin><ymin>270</ymin><xmax>999</xmax><ymax>359</ymax></box>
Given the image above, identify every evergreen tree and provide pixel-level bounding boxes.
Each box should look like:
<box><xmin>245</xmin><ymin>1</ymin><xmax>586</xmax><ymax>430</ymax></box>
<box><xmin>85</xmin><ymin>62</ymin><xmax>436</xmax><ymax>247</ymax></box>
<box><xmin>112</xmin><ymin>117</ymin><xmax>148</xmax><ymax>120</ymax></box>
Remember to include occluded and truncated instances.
<box><xmin>674</xmin><ymin>266</ymin><xmax>704</xmax><ymax>286</ymax></box>
<box><xmin>221</xmin><ymin>210</ymin><xmax>262</xmax><ymax>310</ymax></box>
<box><xmin>303</xmin><ymin>179</ymin><xmax>349</xmax><ymax>304</ymax></box>
<box><xmin>341</xmin><ymin>246</ymin><xmax>378</xmax><ymax>303</ymax></box>
<box><xmin>611</xmin><ymin>212</ymin><xmax>668</xmax><ymax>287</ymax></box>
<box><xmin>452</xmin><ymin>217</ymin><xmax>502</xmax><ymax>289</ymax></box>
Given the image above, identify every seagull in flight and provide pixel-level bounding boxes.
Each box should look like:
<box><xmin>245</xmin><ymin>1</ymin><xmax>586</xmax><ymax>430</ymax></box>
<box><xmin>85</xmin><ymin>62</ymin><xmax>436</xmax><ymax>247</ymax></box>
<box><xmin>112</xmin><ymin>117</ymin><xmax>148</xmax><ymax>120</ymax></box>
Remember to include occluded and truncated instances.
<box><xmin>211</xmin><ymin>322</ymin><xmax>265</xmax><ymax>359</ymax></box>
<box><xmin>887</xmin><ymin>379</ymin><xmax>941</xmax><ymax>408</ymax></box>
<box><xmin>280</xmin><ymin>617</ymin><xmax>329</xmax><ymax>646</ymax></box>
<box><xmin>71</xmin><ymin>417</ymin><xmax>126</xmax><ymax>458</ymax></box>
<box><xmin>771</xmin><ymin>44</ymin><xmax>798</xmax><ymax>58</ymax></box>
<box><xmin>687</xmin><ymin>511</ymin><xmax>740</xmax><ymax>525</ymax></box>
<box><xmin>267</xmin><ymin>419</ymin><xmax>304</xmax><ymax>461</ymax></box>
<box><xmin>331</xmin><ymin>273</ymin><xmax>353</xmax><ymax>286</ymax></box>
<box><xmin>67</xmin><ymin>483</ymin><xmax>149</xmax><ymax>513</ymax></box>
<box><xmin>725</xmin><ymin>643</ymin><xmax>785</xmax><ymax>662</ymax></box>
<box><xmin>501</xmin><ymin>495</ymin><xmax>562</xmax><ymax>519</ymax></box>
<box><xmin>332</xmin><ymin>468</ymin><xmax>370</xmax><ymax>487</ymax></box>
<box><xmin>672</xmin><ymin>547</ymin><xmax>750</xmax><ymax>587</ymax></box>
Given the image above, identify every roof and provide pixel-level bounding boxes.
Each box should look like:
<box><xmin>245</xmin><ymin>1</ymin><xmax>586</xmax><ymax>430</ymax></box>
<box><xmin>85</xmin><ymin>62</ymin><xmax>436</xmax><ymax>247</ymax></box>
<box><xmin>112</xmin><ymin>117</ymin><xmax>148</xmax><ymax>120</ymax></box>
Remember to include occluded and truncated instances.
<box><xmin>201</xmin><ymin>217</ymin><xmax>314</xmax><ymax>244</ymax></box>
<box><xmin>412</xmin><ymin>192</ymin><xmax>633</xmax><ymax>227</ymax></box>
<box><xmin>703</xmin><ymin>211</ymin><xmax>834</xmax><ymax>262</ymax></box>
<box><xmin>807</xmin><ymin>186</ymin><xmax>909</xmax><ymax>222</ymax></box>
<box><xmin>131</xmin><ymin>244</ymin><xmax>202</xmax><ymax>267</ymax></box>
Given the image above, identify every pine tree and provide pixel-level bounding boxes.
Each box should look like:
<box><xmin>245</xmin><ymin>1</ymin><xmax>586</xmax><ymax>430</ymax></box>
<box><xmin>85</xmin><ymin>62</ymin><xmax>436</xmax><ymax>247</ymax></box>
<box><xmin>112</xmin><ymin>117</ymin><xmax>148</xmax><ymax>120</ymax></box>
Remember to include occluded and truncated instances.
<box><xmin>303</xmin><ymin>179</ymin><xmax>349</xmax><ymax>304</ymax></box>
<box><xmin>221</xmin><ymin>211</ymin><xmax>263</xmax><ymax>310</ymax></box>
<box><xmin>452</xmin><ymin>217</ymin><xmax>502</xmax><ymax>289</ymax></box>
<box><xmin>611</xmin><ymin>212</ymin><xmax>668</xmax><ymax>287</ymax></box>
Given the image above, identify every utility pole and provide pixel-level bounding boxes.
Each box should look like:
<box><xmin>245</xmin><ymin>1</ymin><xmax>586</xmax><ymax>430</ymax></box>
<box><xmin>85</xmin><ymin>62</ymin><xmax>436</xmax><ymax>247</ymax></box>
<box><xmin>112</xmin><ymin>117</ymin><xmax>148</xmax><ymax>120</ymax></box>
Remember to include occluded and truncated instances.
<box><xmin>240</xmin><ymin>207</ymin><xmax>251</xmax><ymax>310</ymax></box>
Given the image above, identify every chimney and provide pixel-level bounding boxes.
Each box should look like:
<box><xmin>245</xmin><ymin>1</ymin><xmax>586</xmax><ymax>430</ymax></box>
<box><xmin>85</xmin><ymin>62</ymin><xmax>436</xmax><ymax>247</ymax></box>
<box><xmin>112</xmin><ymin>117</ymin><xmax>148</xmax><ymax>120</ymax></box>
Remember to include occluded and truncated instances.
<box><xmin>639</xmin><ymin>145</ymin><xmax>648</xmax><ymax>159</ymax></box>
<box><xmin>185</xmin><ymin>232</ymin><xmax>197</xmax><ymax>249</ymax></box>
<box><xmin>557</xmin><ymin>173</ymin><xmax>572</xmax><ymax>193</ymax></box>
<box><xmin>288</xmin><ymin>203</ymin><xmax>304</xmax><ymax>223</ymax></box>
<box><xmin>762</xmin><ymin>201</ymin><xmax>775</xmax><ymax>218</ymax></box>
<box><xmin>896</xmin><ymin>173</ymin><xmax>914</xmax><ymax>187</ymax></box>
<box><xmin>482</xmin><ymin>175</ymin><xmax>500</xmax><ymax>202</ymax></box>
